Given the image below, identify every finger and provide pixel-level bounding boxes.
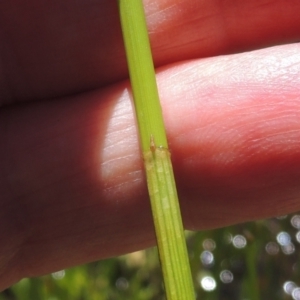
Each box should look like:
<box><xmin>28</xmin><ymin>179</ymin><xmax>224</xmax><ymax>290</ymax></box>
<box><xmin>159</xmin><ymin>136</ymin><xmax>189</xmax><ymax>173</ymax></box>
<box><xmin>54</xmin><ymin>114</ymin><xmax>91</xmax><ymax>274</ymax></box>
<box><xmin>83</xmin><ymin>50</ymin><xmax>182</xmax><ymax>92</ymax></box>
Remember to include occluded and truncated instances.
<box><xmin>1</xmin><ymin>43</ymin><xmax>300</xmax><ymax>289</ymax></box>
<box><xmin>0</xmin><ymin>0</ymin><xmax>300</xmax><ymax>103</ymax></box>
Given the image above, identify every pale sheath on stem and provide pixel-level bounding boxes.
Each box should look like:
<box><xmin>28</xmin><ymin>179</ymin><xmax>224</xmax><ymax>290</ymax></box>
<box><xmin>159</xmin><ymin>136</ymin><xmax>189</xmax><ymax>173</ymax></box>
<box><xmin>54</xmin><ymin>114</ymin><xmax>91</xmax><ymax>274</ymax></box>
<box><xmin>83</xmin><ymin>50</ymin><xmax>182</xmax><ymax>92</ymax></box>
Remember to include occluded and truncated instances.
<box><xmin>118</xmin><ymin>0</ymin><xmax>195</xmax><ymax>298</ymax></box>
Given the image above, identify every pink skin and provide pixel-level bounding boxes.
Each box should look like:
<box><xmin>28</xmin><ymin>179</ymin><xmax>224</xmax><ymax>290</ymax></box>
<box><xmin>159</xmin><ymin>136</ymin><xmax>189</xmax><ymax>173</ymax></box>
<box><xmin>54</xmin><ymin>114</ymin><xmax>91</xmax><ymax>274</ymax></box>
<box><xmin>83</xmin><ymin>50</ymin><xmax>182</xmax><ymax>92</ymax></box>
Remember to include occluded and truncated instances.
<box><xmin>1</xmin><ymin>0</ymin><xmax>300</xmax><ymax>291</ymax></box>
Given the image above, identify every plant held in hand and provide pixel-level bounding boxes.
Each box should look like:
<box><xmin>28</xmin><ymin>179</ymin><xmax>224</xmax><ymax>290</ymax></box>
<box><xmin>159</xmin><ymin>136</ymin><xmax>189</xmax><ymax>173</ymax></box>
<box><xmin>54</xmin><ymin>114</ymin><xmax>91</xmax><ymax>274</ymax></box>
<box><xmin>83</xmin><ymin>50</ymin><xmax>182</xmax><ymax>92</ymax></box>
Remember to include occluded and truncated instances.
<box><xmin>118</xmin><ymin>0</ymin><xmax>195</xmax><ymax>299</ymax></box>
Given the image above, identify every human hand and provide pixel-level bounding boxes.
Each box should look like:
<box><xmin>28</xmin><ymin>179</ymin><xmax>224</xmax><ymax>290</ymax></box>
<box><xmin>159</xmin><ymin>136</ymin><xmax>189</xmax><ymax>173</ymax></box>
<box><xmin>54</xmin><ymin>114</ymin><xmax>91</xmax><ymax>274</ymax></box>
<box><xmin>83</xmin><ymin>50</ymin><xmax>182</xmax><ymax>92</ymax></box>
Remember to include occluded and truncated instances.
<box><xmin>1</xmin><ymin>0</ymin><xmax>300</xmax><ymax>290</ymax></box>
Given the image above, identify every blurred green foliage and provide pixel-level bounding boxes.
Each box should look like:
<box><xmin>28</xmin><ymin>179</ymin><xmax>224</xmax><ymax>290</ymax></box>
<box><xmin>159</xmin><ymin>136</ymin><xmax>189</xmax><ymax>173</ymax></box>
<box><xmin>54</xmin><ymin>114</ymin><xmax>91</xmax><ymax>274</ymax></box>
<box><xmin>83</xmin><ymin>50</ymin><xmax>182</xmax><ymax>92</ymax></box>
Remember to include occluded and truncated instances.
<box><xmin>2</xmin><ymin>213</ymin><xmax>300</xmax><ymax>300</ymax></box>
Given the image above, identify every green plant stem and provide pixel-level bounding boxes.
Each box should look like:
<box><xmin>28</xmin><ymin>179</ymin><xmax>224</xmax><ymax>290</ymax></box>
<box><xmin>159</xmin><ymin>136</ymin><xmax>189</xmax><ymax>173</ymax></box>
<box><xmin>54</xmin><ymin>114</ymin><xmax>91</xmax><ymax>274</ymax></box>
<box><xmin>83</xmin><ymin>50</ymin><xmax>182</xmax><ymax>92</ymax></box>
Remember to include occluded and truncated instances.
<box><xmin>118</xmin><ymin>0</ymin><xmax>194</xmax><ymax>299</ymax></box>
<box><xmin>245</xmin><ymin>241</ymin><xmax>260</xmax><ymax>299</ymax></box>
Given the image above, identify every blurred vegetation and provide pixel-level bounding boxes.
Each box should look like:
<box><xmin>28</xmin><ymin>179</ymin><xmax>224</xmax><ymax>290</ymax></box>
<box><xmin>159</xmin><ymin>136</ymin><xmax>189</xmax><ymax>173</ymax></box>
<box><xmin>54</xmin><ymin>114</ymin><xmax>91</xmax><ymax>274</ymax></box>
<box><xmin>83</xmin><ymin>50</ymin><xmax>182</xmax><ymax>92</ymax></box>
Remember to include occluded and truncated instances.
<box><xmin>2</xmin><ymin>213</ymin><xmax>300</xmax><ymax>299</ymax></box>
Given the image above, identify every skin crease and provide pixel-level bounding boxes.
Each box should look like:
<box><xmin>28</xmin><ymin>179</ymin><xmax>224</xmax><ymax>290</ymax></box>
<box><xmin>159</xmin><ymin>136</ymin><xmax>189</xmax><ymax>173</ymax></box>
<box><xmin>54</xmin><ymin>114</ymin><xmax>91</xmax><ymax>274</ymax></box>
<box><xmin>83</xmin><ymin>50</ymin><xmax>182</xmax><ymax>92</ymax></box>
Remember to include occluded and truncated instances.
<box><xmin>0</xmin><ymin>0</ymin><xmax>300</xmax><ymax>291</ymax></box>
